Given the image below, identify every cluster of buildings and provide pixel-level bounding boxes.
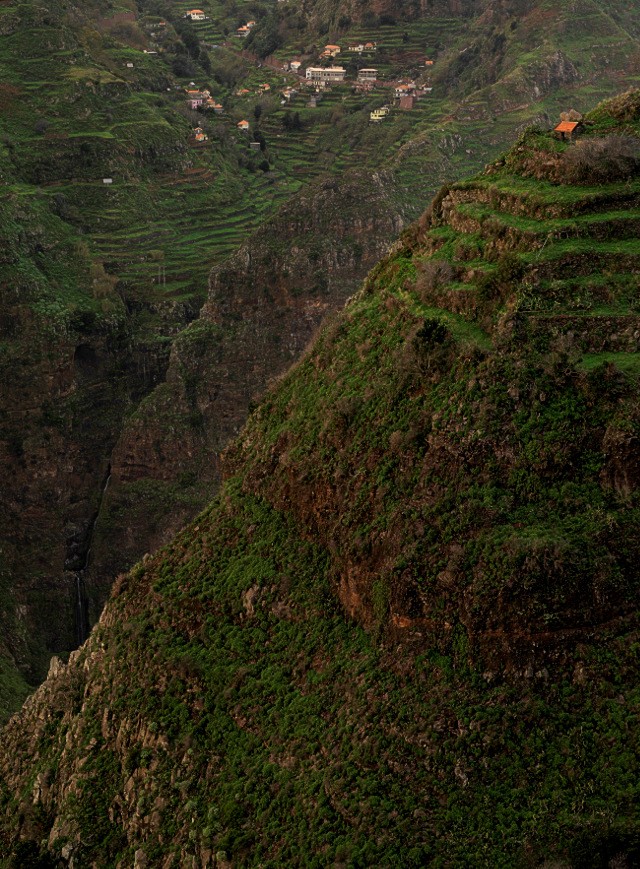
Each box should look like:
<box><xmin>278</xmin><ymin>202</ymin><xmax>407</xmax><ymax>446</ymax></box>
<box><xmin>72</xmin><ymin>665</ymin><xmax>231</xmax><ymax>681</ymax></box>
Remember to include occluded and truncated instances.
<box><xmin>185</xmin><ymin>88</ymin><xmax>223</xmax><ymax>112</ymax></box>
<box><xmin>369</xmin><ymin>81</ymin><xmax>433</xmax><ymax>121</ymax></box>
<box><xmin>347</xmin><ymin>41</ymin><xmax>377</xmax><ymax>52</ymax></box>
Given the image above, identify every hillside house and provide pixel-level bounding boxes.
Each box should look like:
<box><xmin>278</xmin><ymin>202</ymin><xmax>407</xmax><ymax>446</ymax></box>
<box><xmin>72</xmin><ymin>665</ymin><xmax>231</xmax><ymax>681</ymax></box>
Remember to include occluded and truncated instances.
<box><xmin>305</xmin><ymin>66</ymin><xmax>346</xmax><ymax>83</ymax></box>
<box><xmin>554</xmin><ymin>120</ymin><xmax>583</xmax><ymax>140</ymax></box>
<box><xmin>282</xmin><ymin>87</ymin><xmax>297</xmax><ymax>100</ymax></box>
<box><xmin>237</xmin><ymin>25</ymin><xmax>250</xmax><ymax>37</ymax></box>
<box><xmin>364</xmin><ymin>42</ymin><xmax>377</xmax><ymax>51</ymax></box>
<box><xmin>237</xmin><ymin>119</ymin><xmax>250</xmax><ymax>131</ymax></box>
<box><xmin>322</xmin><ymin>44</ymin><xmax>341</xmax><ymax>58</ymax></box>
<box><xmin>370</xmin><ymin>106</ymin><xmax>390</xmax><ymax>123</ymax></box>
<box><xmin>185</xmin><ymin>9</ymin><xmax>206</xmax><ymax>20</ymax></box>
<box><xmin>289</xmin><ymin>61</ymin><xmax>302</xmax><ymax>72</ymax></box>
<box><xmin>193</xmin><ymin>127</ymin><xmax>208</xmax><ymax>142</ymax></box>
<box><xmin>394</xmin><ymin>82</ymin><xmax>416</xmax><ymax>99</ymax></box>
<box><xmin>259</xmin><ymin>83</ymin><xmax>271</xmax><ymax>92</ymax></box>
<box><xmin>348</xmin><ymin>44</ymin><xmax>365</xmax><ymax>52</ymax></box>
<box><xmin>357</xmin><ymin>68</ymin><xmax>377</xmax><ymax>82</ymax></box>
<box><xmin>186</xmin><ymin>91</ymin><xmax>205</xmax><ymax>109</ymax></box>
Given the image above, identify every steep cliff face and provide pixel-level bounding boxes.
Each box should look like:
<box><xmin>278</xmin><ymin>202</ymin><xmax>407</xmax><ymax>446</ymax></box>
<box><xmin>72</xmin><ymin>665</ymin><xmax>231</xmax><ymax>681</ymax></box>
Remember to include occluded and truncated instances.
<box><xmin>86</xmin><ymin>172</ymin><xmax>407</xmax><ymax>612</ymax></box>
<box><xmin>2</xmin><ymin>94</ymin><xmax>640</xmax><ymax>868</ymax></box>
<box><xmin>0</xmin><ymin>190</ymin><xmax>166</xmax><ymax>714</ymax></box>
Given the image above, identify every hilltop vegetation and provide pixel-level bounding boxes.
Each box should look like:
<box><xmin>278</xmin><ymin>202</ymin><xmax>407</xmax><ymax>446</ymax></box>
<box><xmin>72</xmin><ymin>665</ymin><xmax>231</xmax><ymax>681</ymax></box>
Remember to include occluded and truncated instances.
<box><xmin>1</xmin><ymin>92</ymin><xmax>640</xmax><ymax>866</ymax></box>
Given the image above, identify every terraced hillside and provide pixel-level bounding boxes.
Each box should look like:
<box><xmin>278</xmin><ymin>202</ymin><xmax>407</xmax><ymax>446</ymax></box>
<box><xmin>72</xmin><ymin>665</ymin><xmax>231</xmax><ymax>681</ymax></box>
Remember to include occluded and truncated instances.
<box><xmin>2</xmin><ymin>92</ymin><xmax>640</xmax><ymax>867</ymax></box>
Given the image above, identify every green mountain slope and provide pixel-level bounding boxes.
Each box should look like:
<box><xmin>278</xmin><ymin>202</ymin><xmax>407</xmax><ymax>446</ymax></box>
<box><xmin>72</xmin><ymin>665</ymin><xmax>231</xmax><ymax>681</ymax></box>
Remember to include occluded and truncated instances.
<box><xmin>5</xmin><ymin>0</ymin><xmax>640</xmax><ymax>721</ymax></box>
<box><xmin>2</xmin><ymin>92</ymin><xmax>640</xmax><ymax>867</ymax></box>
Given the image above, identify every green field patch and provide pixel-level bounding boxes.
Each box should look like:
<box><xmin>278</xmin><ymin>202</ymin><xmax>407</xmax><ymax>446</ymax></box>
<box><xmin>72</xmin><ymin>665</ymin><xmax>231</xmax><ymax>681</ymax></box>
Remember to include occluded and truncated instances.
<box><xmin>578</xmin><ymin>352</ymin><xmax>640</xmax><ymax>374</ymax></box>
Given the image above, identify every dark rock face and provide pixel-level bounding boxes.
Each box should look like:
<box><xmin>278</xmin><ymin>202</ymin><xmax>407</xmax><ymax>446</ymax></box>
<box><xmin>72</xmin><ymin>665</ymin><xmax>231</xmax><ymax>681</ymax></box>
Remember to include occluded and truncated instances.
<box><xmin>86</xmin><ymin>172</ymin><xmax>407</xmax><ymax>610</ymax></box>
<box><xmin>0</xmin><ymin>291</ymin><xmax>170</xmax><ymax>683</ymax></box>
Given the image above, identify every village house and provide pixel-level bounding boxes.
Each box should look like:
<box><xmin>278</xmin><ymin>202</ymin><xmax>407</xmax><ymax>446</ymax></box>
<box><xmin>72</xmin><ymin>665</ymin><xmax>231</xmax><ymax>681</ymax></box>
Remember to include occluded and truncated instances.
<box><xmin>289</xmin><ymin>60</ymin><xmax>302</xmax><ymax>72</ymax></box>
<box><xmin>205</xmin><ymin>98</ymin><xmax>223</xmax><ymax>113</ymax></box>
<box><xmin>364</xmin><ymin>41</ymin><xmax>377</xmax><ymax>51</ymax></box>
<box><xmin>305</xmin><ymin>66</ymin><xmax>346</xmax><ymax>83</ymax></box>
<box><xmin>237</xmin><ymin>119</ymin><xmax>250</xmax><ymax>131</ymax></box>
<box><xmin>282</xmin><ymin>87</ymin><xmax>297</xmax><ymax>101</ymax></box>
<box><xmin>186</xmin><ymin>90</ymin><xmax>206</xmax><ymax>109</ymax></box>
<box><xmin>357</xmin><ymin>68</ymin><xmax>377</xmax><ymax>82</ymax></box>
<box><xmin>193</xmin><ymin>127</ymin><xmax>208</xmax><ymax>142</ymax></box>
<box><xmin>348</xmin><ymin>43</ymin><xmax>365</xmax><ymax>52</ymax></box>
<box><xmin>394</xmin><ymin>82</ymin><xmax>416</xmax><ymax>99</ymax></box>
<box><xmin>259</xmin><ymin>83</ymin><xmax>271</xmax><ymax>92</ymax></box>
<box><xmin>237</xmin><ymin>25</ymin><xmax>250</xmax><ymax>37</ymax></box>
<box><xmin>185</xmin><ymin>9</ymin><xmax>206</xmax><ymax>21</ymax></box>
<box><xmin>370</xmin><ymin>105</ymin><xmax>390</xmax><ymax>123</ymax></box>
<box><xmin>321</xmin><ymin>44</ymin><xmax>341</xmax><ymax>58</ymax></box>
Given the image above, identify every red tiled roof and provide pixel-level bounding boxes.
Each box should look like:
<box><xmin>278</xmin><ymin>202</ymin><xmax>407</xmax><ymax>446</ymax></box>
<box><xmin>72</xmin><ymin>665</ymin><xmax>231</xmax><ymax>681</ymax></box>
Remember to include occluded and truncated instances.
<box><xmin>554</xmin><ymin>121</ymin><xmax>580</xmax><ymax>133</ymax></box>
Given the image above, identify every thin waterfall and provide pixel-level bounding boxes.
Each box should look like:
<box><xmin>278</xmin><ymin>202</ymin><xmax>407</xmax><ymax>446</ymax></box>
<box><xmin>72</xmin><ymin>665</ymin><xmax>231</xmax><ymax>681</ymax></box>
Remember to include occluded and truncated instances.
<box><xmin>74</xmin><ymin>466</ymin><xmax>111</xmax><ymax>646</ymax></box>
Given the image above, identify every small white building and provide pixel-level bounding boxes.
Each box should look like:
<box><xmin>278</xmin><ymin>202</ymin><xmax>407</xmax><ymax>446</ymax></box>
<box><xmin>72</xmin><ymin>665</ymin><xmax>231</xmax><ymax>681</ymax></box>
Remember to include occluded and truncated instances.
<box><xmin>357</xmin><ymin>68</ymin><xmax>377</xmax><ymax>82</ymax></box>
<box><xmin>185</xmin><ymin>9</ymin><xmax>206</xmax><ymax>21</ymax></box>
<box><xmin>305</xmin><ymin>66</ymin><xmax>346</xmax><ymax>83</ymax></box>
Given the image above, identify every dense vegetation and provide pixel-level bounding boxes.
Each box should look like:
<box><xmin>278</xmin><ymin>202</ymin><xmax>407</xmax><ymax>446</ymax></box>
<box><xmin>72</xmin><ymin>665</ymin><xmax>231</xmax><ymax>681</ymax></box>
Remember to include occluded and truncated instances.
<box><xmin>1</xmin><ymin>92</ymin><xmax>640</xmax><ymax>866</ymax></box>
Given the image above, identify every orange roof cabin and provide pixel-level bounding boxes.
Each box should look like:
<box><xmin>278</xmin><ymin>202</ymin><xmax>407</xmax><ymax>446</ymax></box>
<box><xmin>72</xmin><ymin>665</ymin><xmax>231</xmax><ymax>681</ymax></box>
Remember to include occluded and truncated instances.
<box><xmin>237</xmin><ymin>119</ymin><xmax>250</xmax><ymax>131</ymax></box>
<box><xmin>186</xmin><ymin>9</ymin><xmax>206</xmax><ymax>20</ymax></box>
<box><xmin>554</xmin><ymin>120</ymin><xmax>583</xmax><ymax>140</ymax></box>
